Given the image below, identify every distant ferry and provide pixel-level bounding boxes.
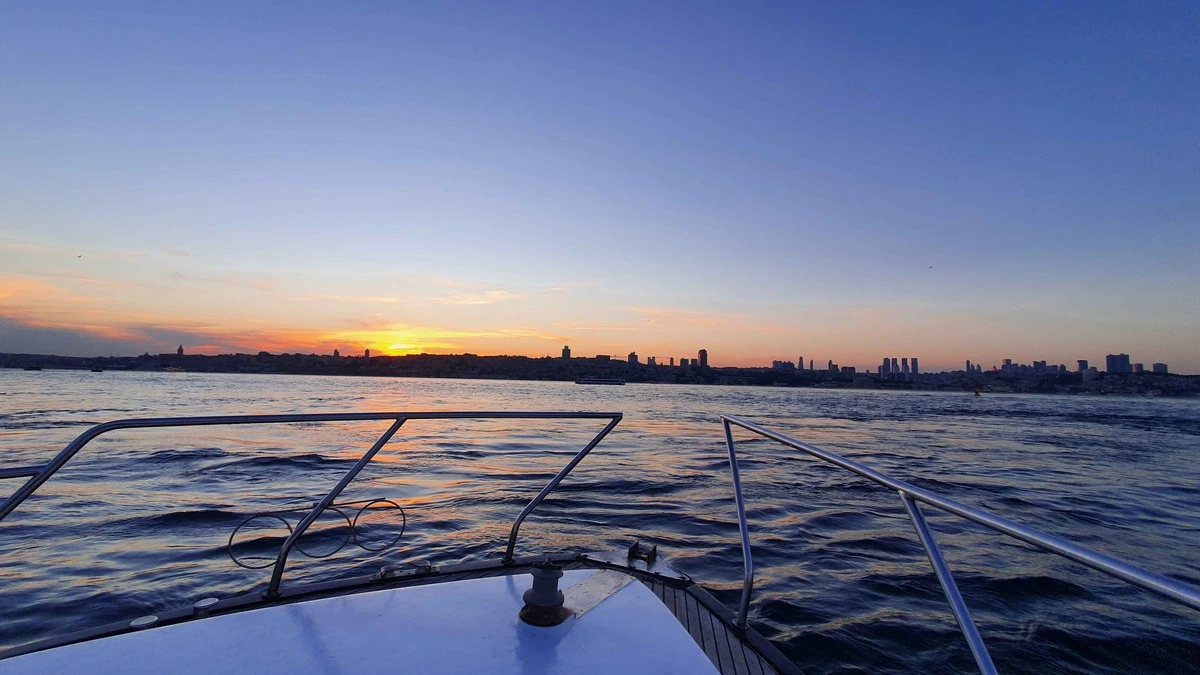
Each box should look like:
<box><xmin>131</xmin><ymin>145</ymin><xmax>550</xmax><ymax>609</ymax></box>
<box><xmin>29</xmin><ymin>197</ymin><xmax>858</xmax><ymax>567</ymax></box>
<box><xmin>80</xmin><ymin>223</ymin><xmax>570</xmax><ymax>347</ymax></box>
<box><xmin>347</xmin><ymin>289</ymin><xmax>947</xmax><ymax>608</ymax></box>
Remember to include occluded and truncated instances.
<box><xmin>574</xmin><ymin>377</ymin><xmax>625</xmax><ymax>385</ymax></box>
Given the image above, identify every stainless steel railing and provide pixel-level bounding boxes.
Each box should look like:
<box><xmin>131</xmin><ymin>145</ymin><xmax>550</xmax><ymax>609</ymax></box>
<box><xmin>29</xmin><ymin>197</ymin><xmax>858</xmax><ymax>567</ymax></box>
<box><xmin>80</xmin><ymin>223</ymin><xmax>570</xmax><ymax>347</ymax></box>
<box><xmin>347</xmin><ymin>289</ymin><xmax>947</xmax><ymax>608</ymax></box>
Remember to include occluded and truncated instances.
<box><xmin>0</xmin><ymin>411</ymin><xmax>621</xmax><ymax>597</ymax></box>
<box><xmin>721</xmin><ymin>414</ymin><xmax>1200</xmax><ymax>675</ymax></box>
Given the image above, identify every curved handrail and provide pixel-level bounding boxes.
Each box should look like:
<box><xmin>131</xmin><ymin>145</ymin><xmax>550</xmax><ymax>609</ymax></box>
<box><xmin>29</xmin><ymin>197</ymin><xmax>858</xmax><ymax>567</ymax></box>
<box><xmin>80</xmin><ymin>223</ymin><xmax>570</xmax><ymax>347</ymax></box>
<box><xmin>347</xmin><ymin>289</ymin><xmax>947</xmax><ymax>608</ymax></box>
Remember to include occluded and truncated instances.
<box><xmin>0</xmin><ymin>411</ymin><xmax>622</xmax><ymax>596</ymax></box>
<box><xmin>721</xmin><ymin>414</ymin><xmax>1200</xmax><ymax>674</ymax></box>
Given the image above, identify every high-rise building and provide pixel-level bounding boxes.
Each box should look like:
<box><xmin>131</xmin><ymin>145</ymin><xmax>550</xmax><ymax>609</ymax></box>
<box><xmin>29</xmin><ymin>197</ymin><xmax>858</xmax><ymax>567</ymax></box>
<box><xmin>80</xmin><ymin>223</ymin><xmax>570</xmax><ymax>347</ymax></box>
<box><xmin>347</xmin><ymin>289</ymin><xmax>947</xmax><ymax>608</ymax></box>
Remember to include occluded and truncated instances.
<box><xmin>333</xmin><ymin>349</ymin><xmax>340</xmax><ymax>358</ymax></box>
<box><xmin>809</xmin><ymin>359</ymin><xmax>814</xmax><ymax>371</ymax></box>
<box><xmin>647</xmin><ymin>356</ymin><xmax>656</xmax><ymax>366</ymax></box>
<box><xmin>1105</xmin><ymin>353</ymin><xmax>1131</xmax><ymax>374</ymax></box>
<box><xmin>882</xmin><ymin>358</ymin><xmax>891</xmax><ymax>376</ymax></box>
<box><xmin>628</xmin><ymin>352</ymin><xmax>638</xmax><ymax>365</ymax></box>
<box><xmin>890</xmin><ymin>358</ymin><xmax>898</xmax><ymax>373</ymax></box>
<box><xmin>562</xmin><ymin>345</ymin><xmax>571</xmax><ymax>359</ymax></box>
<box><xmin>698</xmin><ymin>349</ymin><xmax>708</xmax><ymax>368</ymax></box>
<box><xmin>1077</xmin><ymin>360</ymin><xmax>1088</xmax><ymax>373</ymax></box>
<box><xmin>1153</xmin><ymin>363</ymin><xmax>1168</xmax><ymax>374</ymax></box>
<box><xmin>797</xmin><ymin>356</ymin><xmax>804</xmax><ymax>372</ymax></box>
<box><xmin>901</xmin><ymin>358</ymin><xmax>909</xmax><ymax>375</ymax></box>
<box><xmin>965</xmin><ymin>360</ymin><xmax>972</xmax><ymax>372</ymax></box>
<box><xmin>911</xmin><ymin>357</ymin><xmax>919</xmax><ymax>375</ymax></box>
<box><xmin>177</xmin><ymin>345</ymin><xmax>184</xmax><ymax>356</ymax></box>
<box><xmin>669</xmin><ymin>357</ymin><xmax>675</xmax><ymax>367</ymax></box>
<box><xmin>364</xmin><ymin>349</ymin><xmax>370</xmax><ymax>359</ymax></box>
<box><xmin>1133</xmin><ymin>363</ymin><xmax>1144</xmax><ymax>374</ymax></box>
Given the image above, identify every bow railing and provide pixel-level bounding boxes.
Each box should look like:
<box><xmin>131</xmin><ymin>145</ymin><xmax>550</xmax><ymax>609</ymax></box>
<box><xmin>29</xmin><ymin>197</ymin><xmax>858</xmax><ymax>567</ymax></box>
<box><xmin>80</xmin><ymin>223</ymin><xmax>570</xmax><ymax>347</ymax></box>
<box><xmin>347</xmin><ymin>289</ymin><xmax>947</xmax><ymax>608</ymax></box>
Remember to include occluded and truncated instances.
<box><xmin>0</xmin><ymin>411</ymin><xmax>622</xmax><ymax>598</ymax></box>
<box><xmin>721</xmin><ymin>414</ymin><xmax>1200</xmax><ymax>675</ymax></box>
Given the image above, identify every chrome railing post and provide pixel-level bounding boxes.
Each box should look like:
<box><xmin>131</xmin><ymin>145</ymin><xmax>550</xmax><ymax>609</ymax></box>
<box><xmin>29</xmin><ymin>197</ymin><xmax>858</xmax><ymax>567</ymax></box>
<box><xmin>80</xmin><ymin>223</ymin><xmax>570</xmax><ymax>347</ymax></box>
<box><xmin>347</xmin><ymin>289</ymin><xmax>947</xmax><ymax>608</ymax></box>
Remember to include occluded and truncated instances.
<box><xmin>503</xmin><ymin>415</ymin><xmax>622</xmax><ymax>564</ymax></box>
<box><xmin>723</xmin><ymin>417</ymin><xmax>754</xmax><ymax>630</ymax></box>
<box><xmin>900</xmin><ymin>491</ymin><xmax>996</xmax><ymax>675</ymax></box>
<box><xmin>265</xmin><ymin>418</ymin><xmax>406</xmax><ymax>598</ymax></box>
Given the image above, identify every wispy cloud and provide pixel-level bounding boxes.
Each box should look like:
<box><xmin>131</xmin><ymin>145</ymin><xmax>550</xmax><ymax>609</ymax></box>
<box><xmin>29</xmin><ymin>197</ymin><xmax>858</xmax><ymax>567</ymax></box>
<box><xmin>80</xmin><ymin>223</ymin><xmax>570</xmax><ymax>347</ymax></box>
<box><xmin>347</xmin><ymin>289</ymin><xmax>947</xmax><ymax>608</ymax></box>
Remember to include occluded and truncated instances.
<box><xmin>166</xmin><ymin>271</ymin><xmax>278</xmax><ymax>293</ymax></box>
<box><xmin>290</xmin><ymin>293</ymin><xmax>407</xmax><ymax>304</ymax></box>
<box><xmin>436</xmin><ymin>289</ymin><xmax>522</xmax><ymax>305</ymax></box>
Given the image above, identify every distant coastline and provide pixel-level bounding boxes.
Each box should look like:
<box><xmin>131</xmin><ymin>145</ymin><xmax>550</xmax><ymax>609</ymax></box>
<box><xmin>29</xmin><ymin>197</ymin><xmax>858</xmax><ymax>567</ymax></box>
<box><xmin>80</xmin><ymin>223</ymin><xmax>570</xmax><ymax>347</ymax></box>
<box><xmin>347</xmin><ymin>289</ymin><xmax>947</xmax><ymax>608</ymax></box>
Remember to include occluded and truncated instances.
<box><xmin>3</xmin><ymin>352</ymin><xmax>1197</xmax><ymax>397</ymax></box>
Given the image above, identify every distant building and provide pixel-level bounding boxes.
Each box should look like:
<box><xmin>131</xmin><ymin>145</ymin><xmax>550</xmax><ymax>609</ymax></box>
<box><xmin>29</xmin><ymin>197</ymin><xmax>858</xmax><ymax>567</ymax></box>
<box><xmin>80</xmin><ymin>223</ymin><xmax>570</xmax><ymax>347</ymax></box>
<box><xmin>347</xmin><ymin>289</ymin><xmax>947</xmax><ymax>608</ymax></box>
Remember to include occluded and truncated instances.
<box><xmin>797</xmin><ymin>356</ymin><xmax>804</xmax><ymax>371</ymax></box>
<box><xmin>965</xmin><ymin>360</ymin><xmax>972</xmax><ymax>372</ymax></box>
<box><xmin>562</xmin><ymin>345</ymin><xmax>571</xmax><ymax>359</ymax></box>
<box><xmin>177</xmin><ymin>345</ymin><xmax>184</xmax><ymax>356</ymax></box>
<box><xmin>1133</xmin><ymin>363</ymin><xmax>1144</xmax><ymax>374</ymax></box>
<box><xmin>669</xmin><ymin>357</ymin><xmax>675</xmax><ymax>367</ymax></box>
<box><xmin>1083</xmin><ymin>367</ymin><xmax>1101</xmax><ymax>382</ymax></box>
<box><xmin>333</xmin><ymin>349</ymin><xmax>340</xmax><ymax>358</ymax></box>
<box><xmin>1105</xmin><ymin>353</ymin><xmax>1131</xmax><ymax>374</ymax></box>
<box><xmin>680</xmin><ymin>357</ymin><xmax>689</xmax><ymax>366</ymax></box>
<box><xmin>647</xmin><ymin>356</ymin><xmax>656</xmax><ymax>366</ymax></box>
<box><xmin>901</xmin><ymin>358</ymin><xmax>909</xmax><ymax>375</ymax></box>
<box><xmin>1077</xmin><ymin>360</ymin><xmax>1088</xmax><ymax>373</ymax></box>
<box><xmin>596</xmin><ymin>354</ymin><xmax>611</xmax><ymax>362</ymax></box>
<box><xmin>840</xmin><ymin>366</ymin><xmax>856</xmax><ymax>375</ymax></box>
<box><xmin>809</xmin><ymin>359</ymin><xmax>814</xmax><ymax>371</ymax></box>
<box><xmin>1153</xmin><ymin>363</ymin><xmax>1168</xmax><ymax>374</ymax></box>
<box><xmin>364</xmin><ymin>349</ymin><xmax>370</xmax><ymax>359</ymax></box>
<box><xmin>772</xmin><ymin>360</ymin><xmax>795</xmax><ymax>371</ymax></box>
<box><xmin>627</xmin><ymin>352</ymin><xmax>638</xmax><ymax>364</ymax></box>
<box><xmin>1033</xmin><ymin>360</ymin><xmax>1046</xmax><ymax>373</ymax></box>
<box><xmin>890</xmin><ymin>358</ymin><xmax>898</xmax><ymax>373</ymax></box>
<box><xmin>698</xmin><ymin>349</ymin><xmax>708</xmax><ymax>368</ymax></box>
<box><xmin>911</xmin><ymin>357</ymin><xmax>919</xmax><ymax>375</ymax></box>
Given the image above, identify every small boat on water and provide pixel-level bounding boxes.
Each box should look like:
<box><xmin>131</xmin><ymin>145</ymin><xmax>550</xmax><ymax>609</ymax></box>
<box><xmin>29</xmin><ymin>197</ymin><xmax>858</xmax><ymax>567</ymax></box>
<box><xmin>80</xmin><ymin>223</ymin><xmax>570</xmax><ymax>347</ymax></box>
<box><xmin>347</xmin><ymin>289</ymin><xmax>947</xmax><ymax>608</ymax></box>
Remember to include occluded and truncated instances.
<box><xmin>21</xmin><ymin>367</ymin><xmax>42</xmax><ymax>371</ymax></box>
<box><xmin>1</xmin><ymin>411</ymin><xmax>1197</xmax><ymax>674</ymax></box>
<box><xmin>574</xmin><ymin>377</ymin><xmax>625</xmax><ymax>385</ymax></box>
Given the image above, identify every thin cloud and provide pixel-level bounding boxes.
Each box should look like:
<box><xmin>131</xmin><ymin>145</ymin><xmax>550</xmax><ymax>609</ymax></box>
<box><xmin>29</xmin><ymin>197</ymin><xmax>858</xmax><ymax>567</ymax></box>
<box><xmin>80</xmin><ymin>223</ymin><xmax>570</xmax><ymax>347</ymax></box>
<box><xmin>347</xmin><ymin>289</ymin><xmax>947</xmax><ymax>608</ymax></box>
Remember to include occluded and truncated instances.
<box><xmin>436</xmin><ymin>289</ymin><xmax>522</xmax><ymax>306</ymax></box>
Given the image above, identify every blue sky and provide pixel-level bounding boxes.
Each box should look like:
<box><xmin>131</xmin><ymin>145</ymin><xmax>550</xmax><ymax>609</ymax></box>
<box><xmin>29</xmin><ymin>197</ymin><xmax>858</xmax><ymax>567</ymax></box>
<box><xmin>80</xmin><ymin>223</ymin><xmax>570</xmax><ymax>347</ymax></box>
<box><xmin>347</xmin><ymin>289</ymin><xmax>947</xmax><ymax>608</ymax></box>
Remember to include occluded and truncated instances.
<box><xmin>1</xmin><ymin>2</ymin><xmax>1197</xmax><ymax>371</ymax></box>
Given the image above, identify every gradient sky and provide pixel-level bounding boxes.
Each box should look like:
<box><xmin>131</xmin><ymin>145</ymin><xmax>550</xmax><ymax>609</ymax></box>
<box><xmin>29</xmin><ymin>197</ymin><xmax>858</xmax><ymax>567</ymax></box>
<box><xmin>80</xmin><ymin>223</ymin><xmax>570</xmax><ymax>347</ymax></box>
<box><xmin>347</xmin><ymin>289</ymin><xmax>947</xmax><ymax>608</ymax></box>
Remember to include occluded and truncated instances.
<box><xmin>2</xmin><ymin>2</ymin><xmax>1197</xmax><ymax>372</ymax></box>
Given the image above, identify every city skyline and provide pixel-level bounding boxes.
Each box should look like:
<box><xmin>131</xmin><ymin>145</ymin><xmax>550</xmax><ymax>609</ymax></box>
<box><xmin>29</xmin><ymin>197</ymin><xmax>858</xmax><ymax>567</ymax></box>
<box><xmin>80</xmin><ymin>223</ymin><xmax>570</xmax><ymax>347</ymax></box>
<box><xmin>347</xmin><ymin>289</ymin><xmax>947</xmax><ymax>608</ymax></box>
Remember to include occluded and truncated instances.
<box><xmin>0</xmin><ymin>340</ymin><xmax>1184</xmax><ymax>376</ymax></box>
<box><xmin>1</xmin><ymin>4</ymin><xmax>1197</xmax><ymax>373</ymax></box>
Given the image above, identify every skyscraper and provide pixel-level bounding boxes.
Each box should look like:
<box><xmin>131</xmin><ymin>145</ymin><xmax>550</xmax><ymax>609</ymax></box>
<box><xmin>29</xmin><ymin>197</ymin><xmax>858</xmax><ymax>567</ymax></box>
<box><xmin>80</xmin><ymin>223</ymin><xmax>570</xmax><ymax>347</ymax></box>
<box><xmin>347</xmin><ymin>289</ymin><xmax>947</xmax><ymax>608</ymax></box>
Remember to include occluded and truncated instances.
<box><xmin>1105</xmin><ymin>353</ymin><xmax>1131</xmax><ymax>374</ymax></box>
<box><xmin>797</xmin><ymin>356</ymin><xmax>804</xmax><ymax>372</ymax></box>
<box><xmin>562</xmin><ymin>345</ymin><xmax>571</xmax><ymax>359</ymax></box>
<box><xmin>669</xmin><ymin>357</ymin><xmax>675</xmax><ymax>367</ymax></box>
<box><xmin>890</xmin><ymin>358</ymin><xmax>898</xmax><ymax>373</ymax></box>
<box><xmin>1077</xmin><ymin>360</ymin><xmax>1088</xmax><ymax>373</ymax></box>
<box><xmin>965</xmin><ymin>359</ymin><xmax>971</xmax><ymax>372</ymax></box>
<box><xmin>901</xmin><ymin>358</ymin><xmax>909</xmax><ymax>375</ymax></box>
<box><xmin>628</xmin><ymin>352</ymin><xmax>638</xmax><ymax>365</ymax></box>
<box><xmin>698</xmin><ymin>349</ymin><xmax>708</xmax><ymax>368</ymax></box>
<box><xmin>911</xmin><ymin>357</ymin><xmax>919</xmax><ymax>375</ymax></box>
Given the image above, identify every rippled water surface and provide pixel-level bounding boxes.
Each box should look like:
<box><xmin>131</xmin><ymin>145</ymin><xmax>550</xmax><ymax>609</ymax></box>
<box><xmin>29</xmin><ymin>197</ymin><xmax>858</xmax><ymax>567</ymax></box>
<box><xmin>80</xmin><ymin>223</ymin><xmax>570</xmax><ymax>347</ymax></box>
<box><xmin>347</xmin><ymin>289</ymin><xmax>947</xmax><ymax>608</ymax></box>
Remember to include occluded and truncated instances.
<box><xmin>2</xmin><ymin>371</ymin><xmax>1198</xmax><ymax>673</ymax></box>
